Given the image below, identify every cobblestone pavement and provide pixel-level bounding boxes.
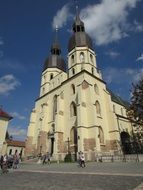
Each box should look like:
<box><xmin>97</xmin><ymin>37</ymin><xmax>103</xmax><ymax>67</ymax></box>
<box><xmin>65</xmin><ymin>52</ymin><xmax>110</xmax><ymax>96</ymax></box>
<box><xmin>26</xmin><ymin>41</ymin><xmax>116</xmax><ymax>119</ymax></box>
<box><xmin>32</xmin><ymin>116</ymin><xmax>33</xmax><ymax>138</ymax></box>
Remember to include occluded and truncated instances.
<box><xmin>0</xmin><ymin>162</ymin><xmax>143</xmax><ymax>190</ymax></box>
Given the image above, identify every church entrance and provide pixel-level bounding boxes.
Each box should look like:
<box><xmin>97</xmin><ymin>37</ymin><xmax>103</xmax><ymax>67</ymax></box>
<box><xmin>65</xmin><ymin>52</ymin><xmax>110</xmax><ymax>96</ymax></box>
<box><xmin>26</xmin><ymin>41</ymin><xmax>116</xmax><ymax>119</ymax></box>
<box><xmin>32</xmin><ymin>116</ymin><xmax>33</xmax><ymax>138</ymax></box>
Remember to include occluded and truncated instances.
<box><xmin>120</xmin><ymin>131</ymin><xmax>132</xmax><ymax>154</ymax></box>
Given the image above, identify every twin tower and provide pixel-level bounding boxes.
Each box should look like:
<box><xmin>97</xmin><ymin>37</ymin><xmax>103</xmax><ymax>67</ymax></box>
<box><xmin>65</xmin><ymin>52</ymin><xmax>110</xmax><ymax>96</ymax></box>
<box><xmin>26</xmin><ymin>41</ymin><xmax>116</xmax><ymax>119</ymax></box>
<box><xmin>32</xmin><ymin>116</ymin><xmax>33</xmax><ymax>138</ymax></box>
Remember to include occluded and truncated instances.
<box><xmin>40</xmin><ymin>12</ymin><xmax>102</xmax><ymax>98</ymax></box>
<box><xmin>26</xmin><ymin>11</ymin><xmax>119</xmax><ymax>160</ymax></box>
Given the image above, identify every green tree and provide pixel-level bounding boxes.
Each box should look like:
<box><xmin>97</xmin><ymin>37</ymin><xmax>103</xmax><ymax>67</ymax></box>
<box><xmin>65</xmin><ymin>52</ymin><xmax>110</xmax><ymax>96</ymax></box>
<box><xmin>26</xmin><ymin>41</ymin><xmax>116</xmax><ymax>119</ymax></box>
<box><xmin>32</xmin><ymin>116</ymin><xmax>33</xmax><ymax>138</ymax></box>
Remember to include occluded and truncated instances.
<box><xmin>128</xmin><ymin>78</ymin><xmax>143</xmax><ymax>153</ymax></box>
<box><xmin>130</xmin><ymin>79</ymin><xmax>143</xmax><ymax>123</ymax></box>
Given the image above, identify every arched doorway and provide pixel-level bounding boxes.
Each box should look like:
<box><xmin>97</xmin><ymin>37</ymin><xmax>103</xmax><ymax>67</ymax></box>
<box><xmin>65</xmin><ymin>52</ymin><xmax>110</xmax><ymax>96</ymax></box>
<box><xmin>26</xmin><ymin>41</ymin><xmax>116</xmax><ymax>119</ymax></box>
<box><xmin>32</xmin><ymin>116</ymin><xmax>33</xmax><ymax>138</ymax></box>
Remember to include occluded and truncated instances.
<box><xmin>120</xmin><ymin>131</ymin><xmax>132</xmax><ymax>154</ymax></box>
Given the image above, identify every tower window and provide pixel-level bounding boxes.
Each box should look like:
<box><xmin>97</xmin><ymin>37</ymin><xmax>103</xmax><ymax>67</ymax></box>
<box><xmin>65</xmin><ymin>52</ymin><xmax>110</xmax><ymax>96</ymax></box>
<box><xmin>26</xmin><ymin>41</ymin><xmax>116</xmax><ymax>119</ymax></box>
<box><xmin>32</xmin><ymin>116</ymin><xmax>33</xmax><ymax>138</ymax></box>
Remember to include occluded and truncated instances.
<box><xmin>43</xmin><ymin>87</ymin><xmax>45</xmax><ymax>94</ymax></box>
<box><xmin>72</xmin><ymin>68</ymin><xmax>75</xmax><ymax>75</ymax></box>
<box><xmin>95</xmin><ymin>100</ymin><xmax>101</xmax><ymax>116</ymax></box>
<box><xmin>43</xmin><ymin>75</ymin><xmax>46</xmax><ymax>83</ymax></box>
<box><xmin>50</xmin><ymin>73</ymin><xmax>53</xmax><ymax>80</ymax></box>
<box><xmin>80</xmin><ymin>52</ymin><xmax>85</xmax><ymax>63</ymax></box>
<box><xmin>71</xmin><ymin>84</ymin><xmax>75</xmax><ymax>94</ymax></box>
<box><xmin>90</xmin><ymin>54</ymin><xmax>94</xmax><ymax>64</ymax></box>
<box><xmin>53</xmin><ymin>95</ymin><xmax>57</xmax><ymax>120</ymax></box>
<box><xmin>71</xmin><ymin>55</ymin><xmax>74</xmax><ymax>65</ymax></box>
<box><xmin>94</xmin><ymin>84</ymin><xmax>99</xmax><ymax>95</ymax></box>
<box><xmin>70</xmin><ymin>102</ymin><xmax>77</xmax><ymax>117</ymax></box>
<box><xmin>92</xmin><ymin>67</ymin><xmax>94</xmax><ymax>75</ymax></box>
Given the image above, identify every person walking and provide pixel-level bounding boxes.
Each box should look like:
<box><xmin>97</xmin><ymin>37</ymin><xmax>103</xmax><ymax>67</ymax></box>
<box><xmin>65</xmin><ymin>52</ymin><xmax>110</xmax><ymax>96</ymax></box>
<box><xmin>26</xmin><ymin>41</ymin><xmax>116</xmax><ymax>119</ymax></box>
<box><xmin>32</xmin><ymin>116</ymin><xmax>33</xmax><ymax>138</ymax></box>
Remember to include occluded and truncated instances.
<box><xmin>80</xmin><ymin>152</ymin><xmax>86</xmax><ymax>168</ymax></box>
<box><xmin>1</xmin><ymin>154</ymin><xmax>8</xmax><ymax>174</ymax></box>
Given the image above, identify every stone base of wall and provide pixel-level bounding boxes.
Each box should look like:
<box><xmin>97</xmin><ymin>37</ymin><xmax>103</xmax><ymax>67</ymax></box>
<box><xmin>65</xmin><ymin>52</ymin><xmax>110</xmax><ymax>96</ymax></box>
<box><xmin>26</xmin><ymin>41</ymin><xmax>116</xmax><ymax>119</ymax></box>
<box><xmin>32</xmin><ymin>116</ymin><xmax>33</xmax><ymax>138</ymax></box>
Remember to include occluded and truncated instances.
<box><xmin>37</xmin><ymin>131</ymin><xmax>47</xmax><ymax>154</ymax></box>
<box><xmin>57</xmin><ymin>133</ymin><xmax>67</xmax><ymax>153</ymax></box>
<box><xmin>25</xmin><ymin>136</ymin><xmax>36</xmax><ymax>156</ymax></box>
<box><xmin>83</xmin><ymin>138</ymin><xmax>96</xmax><ymax>151</ymax></box>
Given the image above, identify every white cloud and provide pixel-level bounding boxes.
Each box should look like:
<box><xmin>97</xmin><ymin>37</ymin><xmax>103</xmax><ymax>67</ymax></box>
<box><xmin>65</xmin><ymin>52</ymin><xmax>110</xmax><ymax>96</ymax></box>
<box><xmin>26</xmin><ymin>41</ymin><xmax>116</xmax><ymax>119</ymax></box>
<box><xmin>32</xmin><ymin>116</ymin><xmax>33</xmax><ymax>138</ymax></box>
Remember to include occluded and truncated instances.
<box><xmin>133</xmin><ymin>20</ymin><xmax>143</xmax><ymax>32</ymax></box>
<box><xmin>80</xmin><ymin>0</ymin><xmax>141</xmax><ymax>45</ymax></box>
<box><xmin>10</xmin><ymin>112</ymin><xmax>26</xmax><ymax>120</ymax></box>
<box><xmin>0</xmin><ymin>59</ymin><xmax>25</xmax><ymax>70</ymax></box>
<box><xmin>103</xmin><ymin>67</ymin><xmax>143</xmax><ymax>85</ymax></box>
<box><xmin>0</xmin><ymin>74</ymin><xmax>21</xmax><ymax>95</ymax></box>
<box><xmin>8</xmin><ymin>125</ymin><xmax>27</xmax><ymax>140</ymax></box>
<box><xmin>136</xmin><ymin>53</ymin><xmax>143</xmax><ymax>61</ymax></box>
<box><xmin>106</xmin><ymin>51</ymin><xmax>120</xmax><ymax>58</ymax></box>
<box><xmin>52</xmin><ymin>4</ymin><xmax>71</xmax><ymax>29</ymax></box>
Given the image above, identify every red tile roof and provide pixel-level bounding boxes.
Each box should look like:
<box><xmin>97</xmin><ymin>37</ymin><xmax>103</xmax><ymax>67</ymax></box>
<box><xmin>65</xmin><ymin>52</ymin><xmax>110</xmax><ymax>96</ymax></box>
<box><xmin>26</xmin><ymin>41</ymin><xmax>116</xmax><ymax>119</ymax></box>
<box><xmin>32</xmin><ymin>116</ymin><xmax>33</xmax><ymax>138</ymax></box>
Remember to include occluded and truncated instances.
<box><xmin>0</xmin><ymin>108</ymin><xmax>13</xmax><ymax>120</ymax></box>
<box><xmin>6</xmin><ymin>140</ymin><xmax>25</xmax><ymax>147</ymax></box>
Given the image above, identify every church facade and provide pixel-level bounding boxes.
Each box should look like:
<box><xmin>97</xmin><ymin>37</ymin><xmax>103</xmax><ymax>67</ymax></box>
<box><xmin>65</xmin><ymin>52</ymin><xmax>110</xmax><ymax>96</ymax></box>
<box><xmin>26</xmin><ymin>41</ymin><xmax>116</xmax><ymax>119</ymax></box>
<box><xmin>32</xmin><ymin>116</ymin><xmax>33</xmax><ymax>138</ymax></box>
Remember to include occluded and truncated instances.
<box><xmin>25</xmin><ymin>13</ymin><xmax>134</xmax><ymax>161</ymax></box>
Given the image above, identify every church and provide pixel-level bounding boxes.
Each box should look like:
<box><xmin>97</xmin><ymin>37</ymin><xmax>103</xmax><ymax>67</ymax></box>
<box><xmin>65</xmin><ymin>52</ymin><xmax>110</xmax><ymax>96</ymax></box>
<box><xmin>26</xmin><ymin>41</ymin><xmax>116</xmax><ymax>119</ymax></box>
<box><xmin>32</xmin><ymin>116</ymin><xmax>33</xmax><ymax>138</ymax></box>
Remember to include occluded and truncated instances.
<box><xmin>25</xmin><ymin>11</ymin><xmax>134</xmax><ymax>161</ymax></box>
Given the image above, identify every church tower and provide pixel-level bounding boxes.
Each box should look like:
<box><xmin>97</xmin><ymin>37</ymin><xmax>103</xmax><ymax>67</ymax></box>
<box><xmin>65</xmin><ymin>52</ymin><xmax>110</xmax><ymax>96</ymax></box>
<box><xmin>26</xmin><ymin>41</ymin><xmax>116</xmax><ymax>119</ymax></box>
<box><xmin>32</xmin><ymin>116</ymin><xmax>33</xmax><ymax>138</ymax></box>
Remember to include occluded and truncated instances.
<box><xmin>68</xmin><ymin>7</ymin><xmax>102</xmax><ymax>79</ymax></box>
<box><xmin>40</xmin><ymin>28</ymin><xmax>66</xmax><ymax>97</ymax></box>
<box><xmin>25</xmin><ymin>7</ymin><xmax>135</xmax><ymax>160</ymax></box>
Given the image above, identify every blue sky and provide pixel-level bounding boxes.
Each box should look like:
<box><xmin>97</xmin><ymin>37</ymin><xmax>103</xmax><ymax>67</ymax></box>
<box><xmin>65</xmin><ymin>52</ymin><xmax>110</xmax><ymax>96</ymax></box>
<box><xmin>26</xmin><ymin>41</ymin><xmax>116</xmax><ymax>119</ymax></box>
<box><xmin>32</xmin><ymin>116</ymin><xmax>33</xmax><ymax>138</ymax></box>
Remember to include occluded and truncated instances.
<box><xmin>0</xmin><ymin>0</ymin><xmax>143</xmax><ymax>141</ymax></box>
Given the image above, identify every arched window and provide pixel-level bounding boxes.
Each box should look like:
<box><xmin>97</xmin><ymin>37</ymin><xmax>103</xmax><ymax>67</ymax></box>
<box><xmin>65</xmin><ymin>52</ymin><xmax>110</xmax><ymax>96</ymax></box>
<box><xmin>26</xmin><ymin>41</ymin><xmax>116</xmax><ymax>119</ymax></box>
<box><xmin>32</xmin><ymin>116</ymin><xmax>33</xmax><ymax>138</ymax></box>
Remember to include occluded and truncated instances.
<box><xmin>50</xmin><ymin>73</ymin><xmax>53</xmax><ymax>80</ymax></box>
<box><xmin>72</xmin><ymin>68</ymin><xmax>75</xmax><ymax>75</ymax></box>
<box><xmin>43</xmin><ymin>75</ymin><xmax>46</xmax><ymax>83</ymax></box>
<box><xmin>71</xmin><ymin>84</ymin><xmax>75</xmax><ymax>94</ymax></box>
<box><xmin>95</xmin><ymin>101</ymin><xmax>101</xmax><ymax>115</ymax></box>
<box><xmin>71</xmin><ymin>55</ymin><xmax>74</xmax><ymax>65</ymax></box>
<box><xmin>70</xmin><ymin>102</ymin><xmax>77</xmax><ymax>117</ymax></box>
<box><xmin>42</xmin><ymin>87</ymin><xmax>45</xmax><ymax>94</ymax></box>
<box><xmin>91</xmin><ymin>67</ymin><xmax>94</xmax><ymax>75</ymax></box>
<box><xmin>94</xmin><ymin>84</ymin><xmax>99</xmax><ymax>95</ymax></box>
<box><xmin>99</xmin><ymin>127</ymin><xmax>104</xmax><ymax>144</ymax></box>
<box><xmin>70</xmin><ymin>127</ymin><xmax>77</xmax><ymax>145</ymax></box>
<box><xmin>80</xmin><ymin>52</ymin><xmax>85</xmax><ymax>63</ymax></box>
<box><xmin>53</xmin><ymin>95</ymin><xmax>57</xmax><ymax>120</ymax></box>
<box><xmin>90</xmin><ymin>54</ymin><xmax>94</xmax><ymax>64</ymax></box>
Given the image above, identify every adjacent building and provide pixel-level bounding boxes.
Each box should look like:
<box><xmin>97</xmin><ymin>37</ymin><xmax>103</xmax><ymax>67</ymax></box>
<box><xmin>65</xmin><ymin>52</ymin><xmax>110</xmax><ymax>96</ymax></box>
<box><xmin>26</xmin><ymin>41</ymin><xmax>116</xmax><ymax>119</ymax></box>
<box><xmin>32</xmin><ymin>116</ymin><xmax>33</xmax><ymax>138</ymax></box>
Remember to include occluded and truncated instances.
<box><xmin>0</xmin><ymin>107</ymin><xmax>13</xmax><ymax>155</ymax></box>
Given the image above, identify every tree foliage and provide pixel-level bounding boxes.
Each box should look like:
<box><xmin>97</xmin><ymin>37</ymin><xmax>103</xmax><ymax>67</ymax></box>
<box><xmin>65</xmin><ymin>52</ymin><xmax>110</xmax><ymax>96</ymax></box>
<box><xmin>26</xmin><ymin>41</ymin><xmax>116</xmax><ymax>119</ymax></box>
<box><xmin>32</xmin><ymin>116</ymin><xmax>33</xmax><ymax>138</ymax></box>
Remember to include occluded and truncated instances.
<box><xmin>129</xmin><ymin>79</ymin><xmax>143</xmax><ymax>123</ymax></box>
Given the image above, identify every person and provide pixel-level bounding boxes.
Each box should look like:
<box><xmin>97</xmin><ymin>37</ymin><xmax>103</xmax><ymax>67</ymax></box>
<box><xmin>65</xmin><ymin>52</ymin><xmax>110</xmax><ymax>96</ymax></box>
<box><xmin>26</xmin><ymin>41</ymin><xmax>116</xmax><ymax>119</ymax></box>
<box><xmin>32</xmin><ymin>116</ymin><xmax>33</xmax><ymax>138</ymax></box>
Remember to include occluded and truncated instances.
<box><xmin>1</xmin><ymin>154</ymin><xmax>8</xmax><ymax>173</ymax></box>
<box><xmin>80</xmin><ymin>152</ymin><xmax>86</xmax><ymax>168</ymax></box>
<box><xmin>0</xmin><ymin>155</ymin><xmax>4</xmax><ymax>169</ymax></box>
<box><xmin>42</xmin><ymin>154</ymin><xmax>47</xmax><ymax>165</ymax></box>
<box><xmin>47</xmin><ymin>152</ymin><xmax>51</xmax><ymax>165</ymax></box>
<box><xmin>13</xmin><ymin>154</ymin><xmax>19</xmax><ymax>169</ymax></box>
<box><xmin>77</xmin><ymin>151</ymin><xmax>82</xmax><ymax>167</ymax></box>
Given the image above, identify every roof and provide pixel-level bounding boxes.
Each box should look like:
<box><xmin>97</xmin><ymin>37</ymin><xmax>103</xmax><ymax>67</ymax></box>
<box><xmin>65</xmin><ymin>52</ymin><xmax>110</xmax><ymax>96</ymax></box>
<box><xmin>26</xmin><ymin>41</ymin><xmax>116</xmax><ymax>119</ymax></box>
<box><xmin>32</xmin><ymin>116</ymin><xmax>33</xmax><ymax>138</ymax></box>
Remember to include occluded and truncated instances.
<box><xmin>0</xmin><ymin>108</ymin><xmax>13</xmax><ymax>120</ymax></box>
<box><xmin>6</xmin><ymin>140</ymin><xmax>25</xmax><ymax>147</ymax></box>
<box><xmin>108</xmin><ymin>90</ymin><xmax>129</xmax><ymax>108</ymax></box>
<box><xmin>68</xmin><ymin>32</ymin><xmax>93</xmax><ymax>52</ymax></box>
<box><xmin>43</xmin><ymin>54</ymin><xmax>66</xmax><ymax>72</ymax></box>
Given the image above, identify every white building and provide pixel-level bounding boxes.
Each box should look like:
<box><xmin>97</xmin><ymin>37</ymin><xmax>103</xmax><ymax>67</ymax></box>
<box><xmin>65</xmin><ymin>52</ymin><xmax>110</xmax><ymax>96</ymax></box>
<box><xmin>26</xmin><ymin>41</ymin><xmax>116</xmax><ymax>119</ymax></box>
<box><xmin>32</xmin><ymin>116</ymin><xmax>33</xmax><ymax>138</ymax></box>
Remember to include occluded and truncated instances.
<box><xmin>0</xmin><ymin>108</ymin><xmax>13</xmax><ymax>155</ymax></box>
<box><xmin>26</xmin><ymin>12</ymin><xmax>134</xmax><ymax>161</ymax></box>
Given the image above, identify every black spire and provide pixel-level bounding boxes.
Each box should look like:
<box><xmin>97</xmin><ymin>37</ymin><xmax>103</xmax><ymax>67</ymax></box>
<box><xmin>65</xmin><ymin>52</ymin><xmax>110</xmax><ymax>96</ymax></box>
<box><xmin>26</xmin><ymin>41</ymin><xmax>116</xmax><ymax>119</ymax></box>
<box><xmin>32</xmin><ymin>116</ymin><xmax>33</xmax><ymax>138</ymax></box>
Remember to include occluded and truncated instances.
<box><xmin>68</xmin><ymin>5</ymin><xmax>93</xmax><ymax>52</ymax></box>
<box><xmin>43</xmin><ymin>27</ymin><xmax>66</xmax><ymax>72</ymax></box>
<box><xmin>51</xmin><ymin>26</ymin><xmax>61</xmax><ymax>55</ymax></box>
<box><xmin>72</xmin><ymin>5</ymin><xmax>85</xmax><ymax>33</ymax></box>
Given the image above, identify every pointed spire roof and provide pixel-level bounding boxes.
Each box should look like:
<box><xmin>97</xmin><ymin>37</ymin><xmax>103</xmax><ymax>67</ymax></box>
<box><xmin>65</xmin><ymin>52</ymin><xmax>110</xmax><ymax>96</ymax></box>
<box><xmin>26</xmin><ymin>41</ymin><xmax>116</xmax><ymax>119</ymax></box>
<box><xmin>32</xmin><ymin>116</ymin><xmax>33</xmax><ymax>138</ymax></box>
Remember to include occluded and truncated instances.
<box><xmin>68</xmin><ymin>6</ymin><xmax>93</xmax><ymax>52</ymax></box>
<box><xmin>43</xmin><ymin>27</ymin><xmax>66</xmax><ymax>72</ymax></box>
<box><xmin>72</xmin><ymin>5</ymin><xmax>85</xmax><ymax>33</ymax></box>
<box><xmin>50</xmin><ymin>26</ymin><xmax>61</xmax><ymax>55</ymax></box>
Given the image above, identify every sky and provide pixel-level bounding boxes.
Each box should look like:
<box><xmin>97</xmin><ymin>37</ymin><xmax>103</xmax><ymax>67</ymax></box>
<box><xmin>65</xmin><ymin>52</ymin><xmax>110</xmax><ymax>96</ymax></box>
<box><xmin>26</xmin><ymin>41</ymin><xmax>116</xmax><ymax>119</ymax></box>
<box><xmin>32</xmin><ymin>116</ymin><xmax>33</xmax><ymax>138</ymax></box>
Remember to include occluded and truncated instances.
<box><xmin>0</xmin><ymin>0</ymin><xmax>143</xmax><ymax>141</ymax></box>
